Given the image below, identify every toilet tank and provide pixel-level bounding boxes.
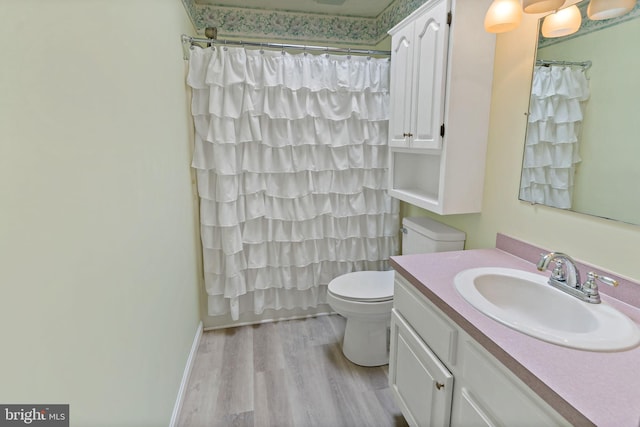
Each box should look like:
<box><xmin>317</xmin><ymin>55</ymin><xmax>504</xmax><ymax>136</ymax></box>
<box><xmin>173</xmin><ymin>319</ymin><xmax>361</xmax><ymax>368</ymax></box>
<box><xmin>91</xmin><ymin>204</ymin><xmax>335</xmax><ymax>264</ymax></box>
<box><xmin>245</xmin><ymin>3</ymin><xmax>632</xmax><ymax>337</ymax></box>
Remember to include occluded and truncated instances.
<box><xmin>401</xmin><ymin>217</ymin><xmax>466</xmax><ymax>255</ymax></box>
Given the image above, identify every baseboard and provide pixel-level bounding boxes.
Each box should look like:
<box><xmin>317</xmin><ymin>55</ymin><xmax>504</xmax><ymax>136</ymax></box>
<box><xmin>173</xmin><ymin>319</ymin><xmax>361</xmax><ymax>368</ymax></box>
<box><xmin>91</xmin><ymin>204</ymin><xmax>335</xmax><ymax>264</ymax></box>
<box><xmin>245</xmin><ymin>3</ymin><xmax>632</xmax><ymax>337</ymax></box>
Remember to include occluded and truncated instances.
<box><xmin>169</xmin><ymin>320</ymin><xmax>203</xmax><ymax>427</ymax></box>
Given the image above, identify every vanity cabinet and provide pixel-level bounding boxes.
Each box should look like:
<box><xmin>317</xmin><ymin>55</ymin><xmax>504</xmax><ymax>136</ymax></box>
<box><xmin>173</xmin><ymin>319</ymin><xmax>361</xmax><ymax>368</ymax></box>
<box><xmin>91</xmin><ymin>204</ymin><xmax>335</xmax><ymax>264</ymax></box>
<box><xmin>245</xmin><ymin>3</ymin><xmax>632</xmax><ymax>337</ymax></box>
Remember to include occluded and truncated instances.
<box><xmin>390</xmin><ymin>274</ymin><xmax>571</xmax><ymax>427</ymax></box>
<box><xmin>387</xmin><ymin>0</ymin><xmax>495</xmax><ymax>214</ymax></box>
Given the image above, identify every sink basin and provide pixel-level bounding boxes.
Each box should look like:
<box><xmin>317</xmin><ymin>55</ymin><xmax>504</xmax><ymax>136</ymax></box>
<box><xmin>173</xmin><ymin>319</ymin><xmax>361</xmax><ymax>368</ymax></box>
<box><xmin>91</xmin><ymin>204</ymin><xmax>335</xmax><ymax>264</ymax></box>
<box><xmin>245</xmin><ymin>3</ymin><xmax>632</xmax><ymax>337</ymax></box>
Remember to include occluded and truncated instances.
<box><xmin>454</xmin><ymin>267</ymin><xmax>640</xmax><ymax>351</ymax></box>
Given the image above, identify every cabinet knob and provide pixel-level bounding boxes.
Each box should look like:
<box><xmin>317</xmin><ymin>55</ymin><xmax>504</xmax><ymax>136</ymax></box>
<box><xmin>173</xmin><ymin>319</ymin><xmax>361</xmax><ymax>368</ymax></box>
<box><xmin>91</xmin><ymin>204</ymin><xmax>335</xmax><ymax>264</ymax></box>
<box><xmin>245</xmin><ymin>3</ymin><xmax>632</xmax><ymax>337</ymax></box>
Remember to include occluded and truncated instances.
<box><xmin>435</xmin><ymin>382</ymin><xmax>445</xmax><ymax>390</ymax></box>
<box><xmin>403</xmin><ymin>132</ymin><xmax>414</xmax><ymax>138</ymax></box>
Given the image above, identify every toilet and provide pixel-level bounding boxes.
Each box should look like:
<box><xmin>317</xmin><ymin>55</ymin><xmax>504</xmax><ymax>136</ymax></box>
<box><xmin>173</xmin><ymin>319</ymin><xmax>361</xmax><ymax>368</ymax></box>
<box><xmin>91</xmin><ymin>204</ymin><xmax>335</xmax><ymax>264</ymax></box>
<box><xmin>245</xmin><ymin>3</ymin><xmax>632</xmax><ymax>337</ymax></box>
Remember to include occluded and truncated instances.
<box><xmin>327</xmin><ymin>216</ymin><xmax>466</xmax><ymax>366</ymax></box>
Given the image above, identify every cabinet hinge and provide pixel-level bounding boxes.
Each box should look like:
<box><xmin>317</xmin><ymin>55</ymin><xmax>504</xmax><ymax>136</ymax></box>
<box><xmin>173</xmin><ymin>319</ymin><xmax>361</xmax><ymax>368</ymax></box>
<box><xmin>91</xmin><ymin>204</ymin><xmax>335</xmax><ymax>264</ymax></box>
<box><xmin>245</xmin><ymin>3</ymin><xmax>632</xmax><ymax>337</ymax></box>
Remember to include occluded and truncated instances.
<box><xmin>440</xmin><ymin>124</ymin><xmax>445</xmax><ymax>137</ymax></box>
<box><xmin>447</xmin><ymin>11</ymin><xmax>452</xmax><ymax>25</ymax></box>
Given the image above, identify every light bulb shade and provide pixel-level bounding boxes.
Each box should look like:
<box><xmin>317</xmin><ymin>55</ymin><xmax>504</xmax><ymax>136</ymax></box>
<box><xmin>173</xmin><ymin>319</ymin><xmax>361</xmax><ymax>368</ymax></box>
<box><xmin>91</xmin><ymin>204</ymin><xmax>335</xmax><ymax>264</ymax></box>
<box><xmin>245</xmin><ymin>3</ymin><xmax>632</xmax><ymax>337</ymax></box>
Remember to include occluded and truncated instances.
<box><xmin>587</xmin><ymin>0</ymin><xmax>637</xmax><ymax>20</ymax></box>
<box><xmin>484</xmin><ymin>0</ymin><xmax>523</xmax><ymax>33</ymax></box>
<box><xmin>541</xmin><ymin>5</ymin><xmax>582</xmax><ymax>37</ymax></box>
<box><xmin>523</xmin><ymin>0</ymin><xmax>566</xmax><ymax>13</ymax></box>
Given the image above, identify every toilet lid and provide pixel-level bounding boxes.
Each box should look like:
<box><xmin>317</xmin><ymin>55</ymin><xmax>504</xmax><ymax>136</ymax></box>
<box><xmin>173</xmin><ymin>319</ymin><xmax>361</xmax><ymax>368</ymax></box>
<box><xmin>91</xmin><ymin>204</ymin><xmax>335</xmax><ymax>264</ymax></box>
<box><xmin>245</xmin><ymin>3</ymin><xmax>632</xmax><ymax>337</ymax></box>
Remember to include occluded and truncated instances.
<box><xmin>328</xmin><ymin>270</ymin><xmax>394</xmax><ymax>302</ymax></box>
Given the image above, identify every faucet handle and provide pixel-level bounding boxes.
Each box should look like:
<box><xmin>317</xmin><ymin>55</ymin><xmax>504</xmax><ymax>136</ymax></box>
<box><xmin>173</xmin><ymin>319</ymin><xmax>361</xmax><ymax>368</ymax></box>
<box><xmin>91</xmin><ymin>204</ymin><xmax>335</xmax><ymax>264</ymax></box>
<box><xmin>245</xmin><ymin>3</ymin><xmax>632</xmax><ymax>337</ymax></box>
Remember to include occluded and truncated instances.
<box><xmin>582</xmin><ymin>272</ymin><xmax>619</xmax><ymax>302</ymax></box>
<box><xmin>585</xmin><ymin>272</ymin><xmax>618</xmax><ymax>288</ymax></box>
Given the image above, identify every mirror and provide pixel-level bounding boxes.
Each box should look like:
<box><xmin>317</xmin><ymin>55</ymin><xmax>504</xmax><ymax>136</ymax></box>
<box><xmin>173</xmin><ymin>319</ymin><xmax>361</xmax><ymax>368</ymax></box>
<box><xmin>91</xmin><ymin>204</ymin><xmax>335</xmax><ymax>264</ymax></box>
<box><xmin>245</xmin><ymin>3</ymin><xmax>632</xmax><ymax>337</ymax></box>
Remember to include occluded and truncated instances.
<box><xmin>519</xmin><ymin>4</ymin><xmax>640</xmax><ymax>225</ymax></box>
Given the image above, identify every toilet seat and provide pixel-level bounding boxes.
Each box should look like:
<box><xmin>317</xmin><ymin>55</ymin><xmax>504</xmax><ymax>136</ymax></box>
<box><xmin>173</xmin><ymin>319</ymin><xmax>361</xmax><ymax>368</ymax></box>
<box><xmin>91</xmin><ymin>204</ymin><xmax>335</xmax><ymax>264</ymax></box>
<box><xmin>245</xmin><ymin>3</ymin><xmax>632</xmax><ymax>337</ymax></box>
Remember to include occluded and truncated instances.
<box><xmin>327</xmin><ymin>270</ymin><xmax>394</xmax><ymax>302</ymax></box>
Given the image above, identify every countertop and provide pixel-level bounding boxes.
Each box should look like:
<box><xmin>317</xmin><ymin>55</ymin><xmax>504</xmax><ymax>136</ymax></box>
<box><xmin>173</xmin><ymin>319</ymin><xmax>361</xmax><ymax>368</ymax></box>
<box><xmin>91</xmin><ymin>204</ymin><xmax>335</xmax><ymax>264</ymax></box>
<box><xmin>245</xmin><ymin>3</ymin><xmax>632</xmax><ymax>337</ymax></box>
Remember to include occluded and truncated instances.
<box><xmin>390</xmin><ymin>246</ymin><xmax>640</xmax><ymax>427</ymax></box>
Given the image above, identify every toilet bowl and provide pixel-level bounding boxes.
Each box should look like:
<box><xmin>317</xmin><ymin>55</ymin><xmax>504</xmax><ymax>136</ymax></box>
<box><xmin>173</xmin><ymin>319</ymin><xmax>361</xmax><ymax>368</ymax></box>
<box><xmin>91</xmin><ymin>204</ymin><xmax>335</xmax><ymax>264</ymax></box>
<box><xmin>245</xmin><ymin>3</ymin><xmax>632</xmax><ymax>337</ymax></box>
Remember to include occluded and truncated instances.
<box><xmin>327</xmin><ymin>270</ymin><xmax>395</xmax><ymax>367</ymax></box>
<box><xmin>327</xmin><ymin>217</ymin><xmax>466</xmax><ymax>367</ymax></box>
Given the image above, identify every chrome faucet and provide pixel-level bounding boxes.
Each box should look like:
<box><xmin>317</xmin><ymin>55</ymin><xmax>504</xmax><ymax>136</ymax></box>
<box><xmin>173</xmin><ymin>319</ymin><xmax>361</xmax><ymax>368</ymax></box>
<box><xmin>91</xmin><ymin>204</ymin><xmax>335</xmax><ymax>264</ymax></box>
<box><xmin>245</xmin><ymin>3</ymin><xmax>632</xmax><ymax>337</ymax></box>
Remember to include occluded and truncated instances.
<box><xmin>537</xmin><ymin>252</ymin><xmax>582</xmax><ymax>288</ymax></box>
<box><xmin>536</xmin><ymin>252</ymin><xmax>618</xmax><ymax>304</ymax></box>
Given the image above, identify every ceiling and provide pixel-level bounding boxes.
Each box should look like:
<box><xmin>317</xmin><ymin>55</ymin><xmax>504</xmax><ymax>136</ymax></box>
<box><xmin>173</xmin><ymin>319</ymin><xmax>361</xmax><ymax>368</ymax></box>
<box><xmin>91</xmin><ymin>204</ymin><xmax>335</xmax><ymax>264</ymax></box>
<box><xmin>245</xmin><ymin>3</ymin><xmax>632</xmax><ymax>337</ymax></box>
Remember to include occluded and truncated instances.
<box><xmin>194</xmin><ymin>0</ymin><xmax>395</xmax><ymax>18</ymax></box>
<box><xmin>182</xmin><ymin>0</ymin><xmax>427</xmax><ymax>46</ymax></box>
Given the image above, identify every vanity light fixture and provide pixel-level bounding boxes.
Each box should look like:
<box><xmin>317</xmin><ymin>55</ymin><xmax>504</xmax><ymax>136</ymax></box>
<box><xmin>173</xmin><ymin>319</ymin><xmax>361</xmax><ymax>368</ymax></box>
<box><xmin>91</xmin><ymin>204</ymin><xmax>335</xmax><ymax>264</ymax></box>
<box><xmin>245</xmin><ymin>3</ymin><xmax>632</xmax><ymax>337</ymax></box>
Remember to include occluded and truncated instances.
<box><xmin>588</xmin><ymin>0</ymin><xmax>637</xmax><ymax>19</ymax></box>
<box><xmin>484</xmin><ymin>0</ymin><xmax>638</xmax><ymax>35</ymax></box>
<box><xmin>484</xmin><ymin>0</ymin><xmax>523</xmax><ymax>33</ymax></box>
<box><xmin>541</xmin><ymin>4</ymin><xmax>583</xmax><ymax>36</ymax></box>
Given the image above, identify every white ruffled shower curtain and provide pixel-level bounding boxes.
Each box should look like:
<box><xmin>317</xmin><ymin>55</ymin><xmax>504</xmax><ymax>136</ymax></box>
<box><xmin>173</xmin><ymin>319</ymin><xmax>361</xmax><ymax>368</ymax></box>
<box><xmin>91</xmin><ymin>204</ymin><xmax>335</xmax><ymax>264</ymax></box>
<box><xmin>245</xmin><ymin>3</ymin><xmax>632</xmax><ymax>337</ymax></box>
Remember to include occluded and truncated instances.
<box><xmin>520</xmin><ymin>65</ymin><xmax>590</xmax><ymax>208</ymax></box>
<box><xmin>187</xmin><ymin>46</ymin><xmax>399</xmax><ymax>320</ymax></box>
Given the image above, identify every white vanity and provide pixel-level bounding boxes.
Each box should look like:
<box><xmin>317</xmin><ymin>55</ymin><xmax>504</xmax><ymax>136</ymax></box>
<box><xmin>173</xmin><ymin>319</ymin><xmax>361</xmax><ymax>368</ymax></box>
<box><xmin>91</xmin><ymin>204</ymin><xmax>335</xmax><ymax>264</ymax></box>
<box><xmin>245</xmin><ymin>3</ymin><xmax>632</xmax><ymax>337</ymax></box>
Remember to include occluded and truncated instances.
<box><xmin>388</xmin><ymin>235</ymin><xmax>640</xmax><ymax>427</ymax></box>
<box><xmin>390</xmin><ymin>274</ymin><xmax>571</xmax><ymax>426</ymax></box>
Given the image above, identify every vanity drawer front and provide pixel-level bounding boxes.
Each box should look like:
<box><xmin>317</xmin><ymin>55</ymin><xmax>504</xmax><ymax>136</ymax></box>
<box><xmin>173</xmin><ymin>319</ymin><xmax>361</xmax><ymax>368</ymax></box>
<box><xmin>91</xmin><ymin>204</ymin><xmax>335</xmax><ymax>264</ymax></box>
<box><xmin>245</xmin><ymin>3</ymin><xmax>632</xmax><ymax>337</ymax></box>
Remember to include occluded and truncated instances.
<box><xmin>393</xmin><ymin>274</ymin><xmax>457</xmax><ymax>364</ymax></box>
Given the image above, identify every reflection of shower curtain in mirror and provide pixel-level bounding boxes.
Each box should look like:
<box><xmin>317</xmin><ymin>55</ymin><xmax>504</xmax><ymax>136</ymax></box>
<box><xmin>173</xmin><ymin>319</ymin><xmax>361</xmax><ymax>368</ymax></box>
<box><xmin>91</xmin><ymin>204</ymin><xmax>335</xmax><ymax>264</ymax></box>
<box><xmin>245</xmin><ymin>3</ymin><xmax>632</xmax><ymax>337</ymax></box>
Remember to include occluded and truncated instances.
<box><xmin>520</xmin><ymin>65</ymin><xmax>590</xmax><ymax>209</ymax></box>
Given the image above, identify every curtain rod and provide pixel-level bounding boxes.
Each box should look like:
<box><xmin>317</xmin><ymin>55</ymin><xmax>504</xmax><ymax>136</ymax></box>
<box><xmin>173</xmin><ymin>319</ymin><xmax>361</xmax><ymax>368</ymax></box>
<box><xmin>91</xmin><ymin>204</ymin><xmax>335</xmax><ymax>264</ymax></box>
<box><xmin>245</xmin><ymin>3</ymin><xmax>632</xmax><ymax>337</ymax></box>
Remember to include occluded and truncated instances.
<box><xmin>181</xmin><ymin>34</ymin><xmax>391</xmax><ymax>59</ymax></box>
<box><xmin>536</xmin><ymin>59</ymin><xmax>592</xmax><ymax>69</ymax></box>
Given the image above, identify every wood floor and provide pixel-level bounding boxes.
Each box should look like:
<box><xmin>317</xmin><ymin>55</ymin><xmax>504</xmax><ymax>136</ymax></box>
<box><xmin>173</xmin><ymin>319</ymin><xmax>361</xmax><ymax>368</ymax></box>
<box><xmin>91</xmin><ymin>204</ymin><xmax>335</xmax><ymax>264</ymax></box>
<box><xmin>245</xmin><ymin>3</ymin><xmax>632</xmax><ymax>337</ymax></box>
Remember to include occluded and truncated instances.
<box><xmin>178</xmin><ymin>314</ymin><xmax>409</xmax><ymax>427</ymax></box>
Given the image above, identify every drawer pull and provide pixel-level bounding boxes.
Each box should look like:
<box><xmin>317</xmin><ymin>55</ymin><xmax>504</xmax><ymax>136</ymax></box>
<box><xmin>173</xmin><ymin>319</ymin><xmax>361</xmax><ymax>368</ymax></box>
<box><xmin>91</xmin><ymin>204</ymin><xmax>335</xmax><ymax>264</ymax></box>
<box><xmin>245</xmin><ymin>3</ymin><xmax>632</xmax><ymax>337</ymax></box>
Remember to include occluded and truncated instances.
<box><xmin>435</xmin><ymin>382</ymin><xmax>445</xmax><ymax>390</ymax></box>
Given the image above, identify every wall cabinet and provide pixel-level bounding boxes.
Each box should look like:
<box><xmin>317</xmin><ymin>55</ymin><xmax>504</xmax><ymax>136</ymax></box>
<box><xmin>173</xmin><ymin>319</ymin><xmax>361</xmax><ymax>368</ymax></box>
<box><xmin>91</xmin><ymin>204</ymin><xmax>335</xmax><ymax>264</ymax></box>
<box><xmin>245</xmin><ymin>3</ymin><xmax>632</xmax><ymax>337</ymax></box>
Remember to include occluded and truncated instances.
<box><xmin>388</xmin><ymin>0</ymin><xmax>448</xmax><ymax>150</ymax></box>
<box><xmin>387</xmin><ymin>0</ymin><xmax>496</xmax><ymax>214</ymax></box>
<box><xmin>390</xmin><ymin>274</ymin><xmax>571</xmax><ymax>427</ymax></box>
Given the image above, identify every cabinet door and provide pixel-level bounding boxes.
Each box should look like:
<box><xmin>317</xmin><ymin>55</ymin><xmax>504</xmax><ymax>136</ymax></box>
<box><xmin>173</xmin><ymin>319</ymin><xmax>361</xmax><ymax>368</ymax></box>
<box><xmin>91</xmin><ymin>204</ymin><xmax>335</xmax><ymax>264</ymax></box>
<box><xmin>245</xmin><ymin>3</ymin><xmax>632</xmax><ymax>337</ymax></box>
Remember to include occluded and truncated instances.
<box><xmin>389</xmin><ymin>22</ymin><xmax>415</xmax><ymax>147</ymax></box>
<box><xmin>410</xmin><ymin>0</ymin><xmax>449</xmax><ymax>150</ymax></box>
<box><xmin>389</xmin><ymin>310</ymin><xmax>453</xmax><ymax>427</ymax></box>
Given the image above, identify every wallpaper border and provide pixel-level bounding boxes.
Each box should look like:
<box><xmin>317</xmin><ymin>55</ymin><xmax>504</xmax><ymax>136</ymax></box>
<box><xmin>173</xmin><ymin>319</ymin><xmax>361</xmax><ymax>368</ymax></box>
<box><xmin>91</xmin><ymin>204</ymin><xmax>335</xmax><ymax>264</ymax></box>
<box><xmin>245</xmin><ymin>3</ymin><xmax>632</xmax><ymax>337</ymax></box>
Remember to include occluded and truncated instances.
<box><xmin>181</xmin><ymin>0</ymin><xmax>429</xmax><ymax>46</ymax></box>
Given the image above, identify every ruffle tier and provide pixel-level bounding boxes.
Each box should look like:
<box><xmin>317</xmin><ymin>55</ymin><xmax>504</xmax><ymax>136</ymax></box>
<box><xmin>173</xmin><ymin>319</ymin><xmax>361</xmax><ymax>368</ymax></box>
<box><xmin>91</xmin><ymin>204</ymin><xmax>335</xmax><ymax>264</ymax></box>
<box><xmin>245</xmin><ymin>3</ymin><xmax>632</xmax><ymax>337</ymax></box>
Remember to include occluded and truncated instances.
<box><xmin>187</xmin><ymin>46</ymin><xmax>390</xmax><ymax>93</ymax></box>
<box><xmin>201</xmin><ymin>213</ymin><xmax>399</xmax><ymax>252</ymax></box>
<box><xmin>528</xmin><ymin>95</ymin><xmax>585</xmax><ymax>124</ymax></box>
<box><xmin>195</xmin><ymin>169</ymin><xmax>389</xmax><ymax>202</ymax></box>
<box><xmin>203</xmin><ymin>236</ymin><xmax>397</xmax><ymax>279</ymax></box>
<box><xmin>191</xmin><ymin>85</ymin><xmax>389</xmax><ymax>121</ymax></box>
<box><xmin>519</xmin><ymin>184</ymin><xmax>573</xmax><ymax>209</ymax></box>
<box><xmin>521</xmin><ymin>139</ymin><xmax>581</xmax><ymax>169</ymax></box>
<box><xmin>191</xmin><ymin>115</ymin><xmax>388</xmax><ymax>147</ymax></box>
<box><xmin>199</xmin><ymin>188</ymin><xmax>397</xmax><ymax>226</ymax></box>
<box><xmin>530</xmin><ymin>66</ymin><xmax>590</xmax><ymax>100</ymax></box>
<box><xmin>192</xmin><ymin>138</ymin><xmax>388</xmax><ymax>175</ymax></box>
<box><xmin>205</xmin><ymin>259</ymin><xmax>392</xmax><ymax>298</ymax></box>
<box><xmin>525</xmin><ymin>120</ymin><xmax>582</xmax><ymax>144</ymax></box>
<box><xmin>520</xmin><ymin>165</ymin><xmax>575</xmax><ymax>190</ymax></box>
<box><xmin>207</xmin><ymin>285</ymin><xmax>328</xmax><ymax>318</ymax></box>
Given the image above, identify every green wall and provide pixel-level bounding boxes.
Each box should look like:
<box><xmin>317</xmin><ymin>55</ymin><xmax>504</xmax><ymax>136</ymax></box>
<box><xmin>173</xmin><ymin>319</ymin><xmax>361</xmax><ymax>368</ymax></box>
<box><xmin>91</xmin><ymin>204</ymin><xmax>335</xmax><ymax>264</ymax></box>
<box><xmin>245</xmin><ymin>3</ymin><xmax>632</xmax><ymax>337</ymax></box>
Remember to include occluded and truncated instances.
<box><xmin>0</xmin><ymin>1</ymin><xmax>201</xmax><ymax>425</ymax></box>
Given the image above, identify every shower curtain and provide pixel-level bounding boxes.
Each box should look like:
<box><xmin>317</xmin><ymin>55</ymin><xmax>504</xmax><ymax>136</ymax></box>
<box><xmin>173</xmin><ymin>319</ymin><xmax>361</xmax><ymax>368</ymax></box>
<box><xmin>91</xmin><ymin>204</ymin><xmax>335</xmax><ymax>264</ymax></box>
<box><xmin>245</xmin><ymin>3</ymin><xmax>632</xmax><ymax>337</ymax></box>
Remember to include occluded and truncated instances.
<box><xmin>520</xmin><ymin>65</ymin><xmax>590</xmax><ymax>208</ymax></box>
<box><xmin>187</xmin><ymin>46</ymin><xmax>399</xmax><ymax>320</ymax></box>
